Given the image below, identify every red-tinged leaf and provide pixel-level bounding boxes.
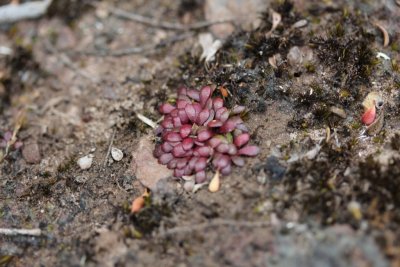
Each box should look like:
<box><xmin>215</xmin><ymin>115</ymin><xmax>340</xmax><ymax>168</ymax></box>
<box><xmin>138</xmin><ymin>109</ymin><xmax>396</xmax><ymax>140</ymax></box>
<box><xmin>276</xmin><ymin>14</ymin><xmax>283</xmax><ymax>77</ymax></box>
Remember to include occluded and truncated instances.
<box><xmin>361</xmin><ymin>106</ymin><xmax>376</xmax><ymax>125</ymax></box>
<box><xmin>177</xmin><ymin>100</ymin><xmax>189</xmax><ymax>109</ymax></box>
<box><xmin>231</xmin><ymin>156</ymin><xmax>245</xmax><ymax>166</ymax></box>
<box><xmin>180</xmin><ymin>124</ymin><xmax>192</xmax><ymax>138</ymax></box>
<box><xmin>219</xmin><ymin>119</ymin><xmax>238</xmax><ymax>133</ymax></box>
<box><xmin>200</xmin><ymin>86</ymin><xmax>212</xmax><ymax>107</ymax></box>
<box><xmin>195</xmin><ymin>146</ymin><xmax>213</xmax><ymax>157</ymax></box>
<box><xmin>194</xmin><ymin>141</ymin><xmax>205</xmax><ymax>146</ymax></box>
<box><xmin>212</xmin><ymin>97</ymin><xmax>224</xmax><ymax>111</ymax></box>
<box><xmin>216</xmin><ymin>143</ymin><xmax>230</xmax><ymax>153</ymax></box>
<box><xmin>221</xmin><ymin>163</ymin><xmax>232</xmax><ymax>175</ymax></box>
<box><xmin>235</xmin><ymin>123</ymin><xmax>248</xmax><ymax>132</ymax></box>
<box><xmin>197</xmin><ymin>129</ymin><xmax>212</xmax><ymax>142</ymax></box>
<box><xmin>205</xmin><ymin>98</ymin><xmax>213</xmax><ymax>110</ymax></box>
<box><xmin>153</xmin><ymin>145</ymin><xmax>163</xmax><ymax>158</ymax></box>
<box><xmin>238</xmin><ymin>145</ymin><xmax>260</xmax><ymax>156</ymax></box>
<box><xmin>231</xmin><ymin>105</ymin><xmax>246</xmax><ymax>115</ymax></box>
<box><xmin>216</xmin><ymin>155</ymin><xmax>230</xmax><ymax>169</ymax></box>
<box><xmin>178</xmin><ymin>87</ymin><xmax>187</xmax><ymax>96</ymax></box>
<box><xmin>159</xmin><ymin>153</ymin><xmax>173</xmax><ymax>164</ymax></box>
<box><xmin>234</xmin><ymin>133</ymin><xmax>250</xmax><ymax>147</ymax></box>
<box><xmin>161</xmin><ymin>142</ymin><xmax>173</xmax><ymax>153</ymax></box>
<box><xmin>185</xmin><ymin>104</ymin><xmax>196</xmax><ymax>122</ymax></box>
<box><xmin>182</xmin><ymin>138</ymin><xmax>194</xmax><ymax>150</ymax></box>
<box><xmin>208</xmin><ymin>120</ymin><xmax>223</xmax><ymax>128</ymax></box>
<box><xmin>193</xmin><ymin>103</ymin><xmax>202</xmax><ymax>117</ymax></box>
<box><xmin>172</xmin><ymin>116</ymin><xmax>182</xmax><ymax>127</ymax></box>
<box><xmin>178</xmin><ymin>109</ymin><xmax>189</xmax><ymax>123</ymax></box>
<box><xmin>197</xmin><ymin>109</ymin><xmax>210</xmax><ymax>125</ymax></box>
<box><xmin>215</xmin><ymin>107</ymin><xmax>227</xmax><ymax>120</ymax></box>
<box><xmin>165</xmin><ymin>132</ymin><xmax>182</xmax><ymax>142</ymax></box>
<box><xmin>161</xmin><ymin>117</ymin><xmax>173</xmax><ymax>129</ymax></box>
<box><xmin>154</xmin><ymin>125</ymin><xmax>164</xmax><ymax>135</ymax></box>
<box><xmin>204</xmin><ymin>109</ymin><xmax>215</xmax><ymax>126</ymax></box>
<box><xmin>172</xmin><ymin>144</ymin><xmax>186</xmax><ymax>157</ymax></box>
<box><xmin>187</xmin><ymin>89</ymin><xmax>200</xmax><ymax>101</ymax></box>
<box><xmin>208</xmin><ymin>137</ymin><xmax>223</xmax><ymax>148</ymax></box>
<box><xmin>195</xmin><ymin>171</ymin><xmax>207</xmax><ymax>183</ymax></box>
<box><xmin>177</xmin><ymin>157</ymin><xmax>189</xmax><ymax>169</ymax></box>
<box><xmin>184</xmin><ymin>164</ymin><xmax>193</xmax><ymax>175</ymax></box>
<box><xmin>159</xmin><ymin>103</ymin><xmax>176</xmax><ymax>114</ymax></box>
<box><xmin>227</xmin><ymin>144</ymin><xmax>237</xmax><ymax>155</ymax></box>
<box><xmin>174</xmin><ymin>168</ymin><xmax>185</xmax><ymax>177</ymax></box>
<box><xmin>188</xmin><ymin>156</ymin><xmax>198</xmax><ymax>170</ymax></box>
<box><xmin>195</xmin><ymin>157</ymin><xmax>207</xmax><ymax>172</ymax></box>
<box><xmin>167</xmin><ymin>158</ymin><xmax>178</xmax><ymax>169</ymax></box>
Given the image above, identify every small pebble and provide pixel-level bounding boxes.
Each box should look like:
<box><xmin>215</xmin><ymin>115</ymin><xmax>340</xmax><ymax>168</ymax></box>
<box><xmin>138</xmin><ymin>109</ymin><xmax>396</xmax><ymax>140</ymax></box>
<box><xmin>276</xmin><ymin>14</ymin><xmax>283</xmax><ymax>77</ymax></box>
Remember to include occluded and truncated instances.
<box><xmin>77</xmin><ymin>155</ymin><xmax>93</xmax><ymax>170</ymax></box>
<box><xmin>75</xmin><ymin>175</ymin><xmax>89</xmax><ymax>184</ymax></box>
<box><xmin>22</xmin><ymin>142</ymin><xmax>41</xmax><ymax>164</ymax></box>
<box><xmin>111</xmin><ymin>147</ymin><xmax>123</xmax><ymax>161</ymax></box>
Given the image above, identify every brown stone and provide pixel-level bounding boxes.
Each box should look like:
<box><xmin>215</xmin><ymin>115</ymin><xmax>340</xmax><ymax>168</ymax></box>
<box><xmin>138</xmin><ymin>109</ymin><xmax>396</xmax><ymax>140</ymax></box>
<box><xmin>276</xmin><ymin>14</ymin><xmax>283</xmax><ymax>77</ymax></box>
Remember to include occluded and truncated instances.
<box><xmin>22</xmin><ymin>142</ymin><xmax>41</xmax><ymax>164</ymax></box>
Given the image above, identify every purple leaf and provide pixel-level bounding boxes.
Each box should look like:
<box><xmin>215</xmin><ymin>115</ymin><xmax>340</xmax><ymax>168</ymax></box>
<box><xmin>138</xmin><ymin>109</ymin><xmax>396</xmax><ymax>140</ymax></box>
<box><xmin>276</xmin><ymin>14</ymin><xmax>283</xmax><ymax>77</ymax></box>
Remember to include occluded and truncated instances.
<box><xmin>205</xmin><ymin>98</ymin><xmax>213</xmax><ymax>110</ymax></box>
<box><xmin>167</xmin><ymin>158</ymin><xmax>178</xmax><ymax>169</ymax></box>
<box><xmin>231</xmin><ymin>156</ymin><xmax>245</xmax><ymax>166</ymax></box>
<box><xmin>165</xmin><ymin>132</ymin><xmax>182</xmax><ymax>142</ymax></box>
<box><xmin>216</xmin><ymin>143</ymin><xmax>230</xmax><ymax>153</ymax></box>
<box><xmin>227</xmin><ymin>144</ymin><xmax>238</xmax><ymax>155</ymax></box>
<box><xmin>197</xmin><ymin>109</ymin><xmax>210</xmax><ymax>125</ymax></box>
<box><xmin>238</xmin><ymin>145</ymin><xmax>260</xmax><ymax>156</ymax></box>
<box><xmin>231</xmin><ymin>105</ymin><xmax>246</xmax><ymax>115</ymax></box>
<box><xmin>172</xmin><ymin>116</ymin><xmax>182</xmax><ymax>127</ymax></box>
<box><xmin>216</xmin><ymin>155</ymin><xmax>230</xmax><ymax>169</ymax></box>
<box><xmin>188</xmin><ymin>156</ymin><xmax>198</xmax><ymax>170</ymax></box>
<box><xmin>159</xmin><ymin>103</ymin><xmax>176</xmax><ymax>114</ymax></box>
<box><xmin>220</xmin><ymin>163</ymin><xmax>232</xmax><ymax>175</ymax></box>
<box><xmin>174</xmin><ymin>168</ymin><xmax>185</xmax><ymax>177</ymax></box>
<box><xmin>234</xmin><ymin>133</ymin><xmax>250</xmax><ymax>147</ymax></box>
<box><xmin>207</xmin><ymin>120</ymin><xmax>223</xmax><ymax>128</ymax></box>
<box><xmin>184</xmin><ymin>164</ymin><xmax>193</xmax><ymax>175</ymax></box>
<box><xmin>185</xmin><ymin>104</ymin><xmax>196</xmax><ymax>122</ymax></box>
<box><xmin>180</xmin><ymin>124</ymin><xmax>192</xmax><ymax>138</ymax></box>
<box><xmin>197</xmin><ymin>129</ymin><xmax>212</xmax><ymax>142</ymax></box>
<box><xmin>187</xmin><ymin>89</ymin><xmax>200</xmax><ymax>101</ymax></box>
<box><xmin>235</xmin><ymin>123</ymin><xmax>249</xmax><ymax>132</ymax></box>
<box><xmin>177</xmin><ymin>157</ymin><xmax>189</xmax><ymax>169</ymax></box>
<box><xmin>208</xmin><ymin>137</ymin><xmax>223</xmax><ymax>148</ymax></box>
<box><xmin>193</xmin><ymin>103</ymin><xmax>202</xmax><ymax>118</ymax></box>
<box><xmin>220</xmin><ymin>117</ymin><xmax>242</xmax><ymax>133</ymax></box>
<box><xmin>182</xmin><ymin>138</ymin><xmax>194</xmax><ymax>150</ymax></box>
<box><xmin>195</xmin><ymin>146</ymin><xmax>213</xmax><ymax>157</ymax></box>
<box><xmin>212</xmin><ymin>97</ymin><xmax>224</xmax><ymax>111</ymax></box>
<box><xmin>154</xmin><ymin>125</ymin><xmax>164</xmax><ymax>135</ymax></box>
<box><xmin>195</xmin><ymin>157</ymin><xmax>207</xmax><ymax>172</ymax></box>
<box><xmin>159</xmin><ymin>153</ymin><xmax>173</xmax><ymax>164</ymax></box>
<box><xmin>200</xmin><ymin>86</ymin><xmax>212</xmax><ymax>107</ymax></box>
<box><xmin>204</xmin><ymin>109</ymin><xmax>215</xmax><ymax>126</ymax></box>
<box><xmin>178</xmin><ymin>109</ymin><xmax>189</xmax><ymax>123</ymax></box>
<box><xmin>172</xmin><ymin>144</ymin><xmax>186</xmax><ymax>157</ymax></box>
<box><xmin>177</xmin><ymin>100</ymin><xmax>189</xmax><ymax>109</ymax></box>
<box><xmin>161</xmin><ymin>117</ymin><xmax>173</xmax><ymax>129</ymax></box>
<box><xmin>153</xmin><ymin>145</ymin><xmax>163</xmax><ymax>158</ymax></box>
<box><xmin>195</xmin><ymin>171</ymin><xmax>207</xmax><ymax>183</ymax></box>
<box><xmin>161</xmin><ymin>142</ymin><xmax>173</xmax><ymax>153</ymax></box>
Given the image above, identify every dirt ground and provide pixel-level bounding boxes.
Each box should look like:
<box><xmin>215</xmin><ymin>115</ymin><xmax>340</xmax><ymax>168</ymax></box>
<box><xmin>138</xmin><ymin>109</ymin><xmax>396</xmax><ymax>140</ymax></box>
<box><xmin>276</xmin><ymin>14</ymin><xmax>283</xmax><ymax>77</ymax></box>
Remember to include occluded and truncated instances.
<box><xmin>1</xmin><ymin>0</ymin><xmax>400</xmax><ymax>266</ymax></box>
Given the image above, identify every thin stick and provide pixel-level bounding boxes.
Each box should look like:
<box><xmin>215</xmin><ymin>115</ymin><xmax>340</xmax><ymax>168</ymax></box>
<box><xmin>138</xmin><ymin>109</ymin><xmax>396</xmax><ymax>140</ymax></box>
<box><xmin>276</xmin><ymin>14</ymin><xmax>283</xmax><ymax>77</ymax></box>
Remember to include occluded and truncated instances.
<box><xmin>103</xmin><ymin>128</ymin><xmax>116</xmax><ymax>167</ymax></box>
<box><xmin>0</xmin><ymin>228</ymin><xmax>42</xmax><ymax>236</ymax></box>
<box><xmin>156</xmin><ymin>219</ymin><xmax>270</xmax><ymax>238</ymax></box>
<box><xmin>83</xmin><ymin>32</ymin><xmax>194</xmax><ymax>57</ymax></box>
<box><xmin>136</xmin><ymin>113</ymin><xmax>157</xmax><ymax>129</ymax></box>
<box><xmin>108</xmin><ymin>7</ymin><xmax>233</xmax><ymax>31</ymax></box>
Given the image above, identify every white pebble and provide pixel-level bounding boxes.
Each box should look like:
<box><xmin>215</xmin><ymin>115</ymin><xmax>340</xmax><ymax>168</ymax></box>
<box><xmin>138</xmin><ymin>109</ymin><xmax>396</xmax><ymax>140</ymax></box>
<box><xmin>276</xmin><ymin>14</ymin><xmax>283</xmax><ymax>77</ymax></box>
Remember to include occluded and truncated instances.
<box><xmin>77</xmin><ymin>154</ymin><xmax>93</xmax><ymax>170</ymax></box>
<box><xmin>111</xmin><ymin>147</ymin><xmax>123</xmax><ymax>161</ymax></box>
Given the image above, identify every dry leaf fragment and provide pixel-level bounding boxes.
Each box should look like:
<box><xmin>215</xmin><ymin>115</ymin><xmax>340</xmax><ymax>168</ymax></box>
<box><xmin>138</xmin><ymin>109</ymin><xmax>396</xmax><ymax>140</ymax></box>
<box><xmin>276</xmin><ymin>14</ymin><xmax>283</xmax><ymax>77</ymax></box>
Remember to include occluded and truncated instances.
<box><xmin>374</xmin><ymin>22</ymin><xmax>390</xmax><ymax>47</ymax></box>
<box><xmin>266</xmin><ymin>9</ymin><xmax>281</xmax><ymax>37</ymax></box>
<box><xmin>131</xmin><ymin>190</ymin><xmax>149</xmax><ymax>214</ymax></box>
<box><xmin>208</xmin><ymin>170</ymin><xmax>220</xmax><ymax>192</ymax></box>
<box><xmin>199</xmin><ymin>33</ymin><xmax>222</xmax><ymax>64</ymax></box>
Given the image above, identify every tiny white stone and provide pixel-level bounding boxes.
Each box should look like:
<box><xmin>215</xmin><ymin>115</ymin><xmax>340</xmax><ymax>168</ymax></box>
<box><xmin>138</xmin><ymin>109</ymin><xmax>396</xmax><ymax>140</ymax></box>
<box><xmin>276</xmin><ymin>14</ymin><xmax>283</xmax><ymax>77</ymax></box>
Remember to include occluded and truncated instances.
<box><xmin>111</xmin><ymin>147</ymin><xmax>123</xmax><ymax>161</ymax></box>
<box><xmin>376</xmin><ymin>52</ymin><xmax>390</xmax><ymax>60</ymax></box>
<box><xmin>77</xmin><ymin>154</ymin><xmax>93</xmax><ymax>170</ymax></box>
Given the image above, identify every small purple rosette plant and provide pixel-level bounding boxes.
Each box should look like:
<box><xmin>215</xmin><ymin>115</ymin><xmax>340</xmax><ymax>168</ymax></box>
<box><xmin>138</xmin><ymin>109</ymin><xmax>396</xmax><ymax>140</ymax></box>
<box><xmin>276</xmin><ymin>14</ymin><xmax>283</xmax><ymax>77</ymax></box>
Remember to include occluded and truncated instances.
<box><xmin>154</xmin><ymin>86</ymin><xmax>260</xmax><ymax>183</ymax></box>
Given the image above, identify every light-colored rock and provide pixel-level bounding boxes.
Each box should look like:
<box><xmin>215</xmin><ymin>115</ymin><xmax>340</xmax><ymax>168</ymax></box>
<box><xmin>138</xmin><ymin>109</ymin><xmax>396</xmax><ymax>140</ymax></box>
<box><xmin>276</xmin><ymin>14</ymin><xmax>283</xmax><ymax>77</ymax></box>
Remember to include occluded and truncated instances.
<box><xmin>77</xmin><ymin>154</ymin><xmax>93</xmax><ymax>170</ymax></box>
<box><xmin>204</xmin><ymin>0</ymin><xmax>270</xmax><ymax>38</ymax></box>
<box><xmin>22</xmin><ymin>142</ymin><xmax>41</xmax><ymax>164</ymax></box>
<box><xmin>111</xmin><ymin>147</ymin><xmax>123</xmax><ymax>161</ymax></box>
<box><xmin>131</xmin><ymin>135</ymin><xmax>173</xmax><ymax>191</ymax></box>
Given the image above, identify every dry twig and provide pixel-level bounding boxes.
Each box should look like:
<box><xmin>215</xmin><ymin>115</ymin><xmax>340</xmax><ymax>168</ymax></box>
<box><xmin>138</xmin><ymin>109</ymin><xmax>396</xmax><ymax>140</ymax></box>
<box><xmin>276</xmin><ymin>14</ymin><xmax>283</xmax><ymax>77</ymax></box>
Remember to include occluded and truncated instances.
<box><xmin>107</xmin><ymin>6</ymin><xmax>233</xmax><ymax>31</ymax></box>
<box><xmin>103</xmin><ymin>128</ymin><xmax>116</xmax><ymax>167</ymax></box>
<box><xmin>0</xmin><ymin>0</ymin><xmax>52</xmax><ymax>24</ymax></box>
<box><xmin>0</xmin><ymin>110</ymin><xmax>25</xmax><ymax>163</ymax></box>
<box><xmin>0</xmin><ymin>228</ymin><xmax>42</xmax><ymax>236</ymax></box>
